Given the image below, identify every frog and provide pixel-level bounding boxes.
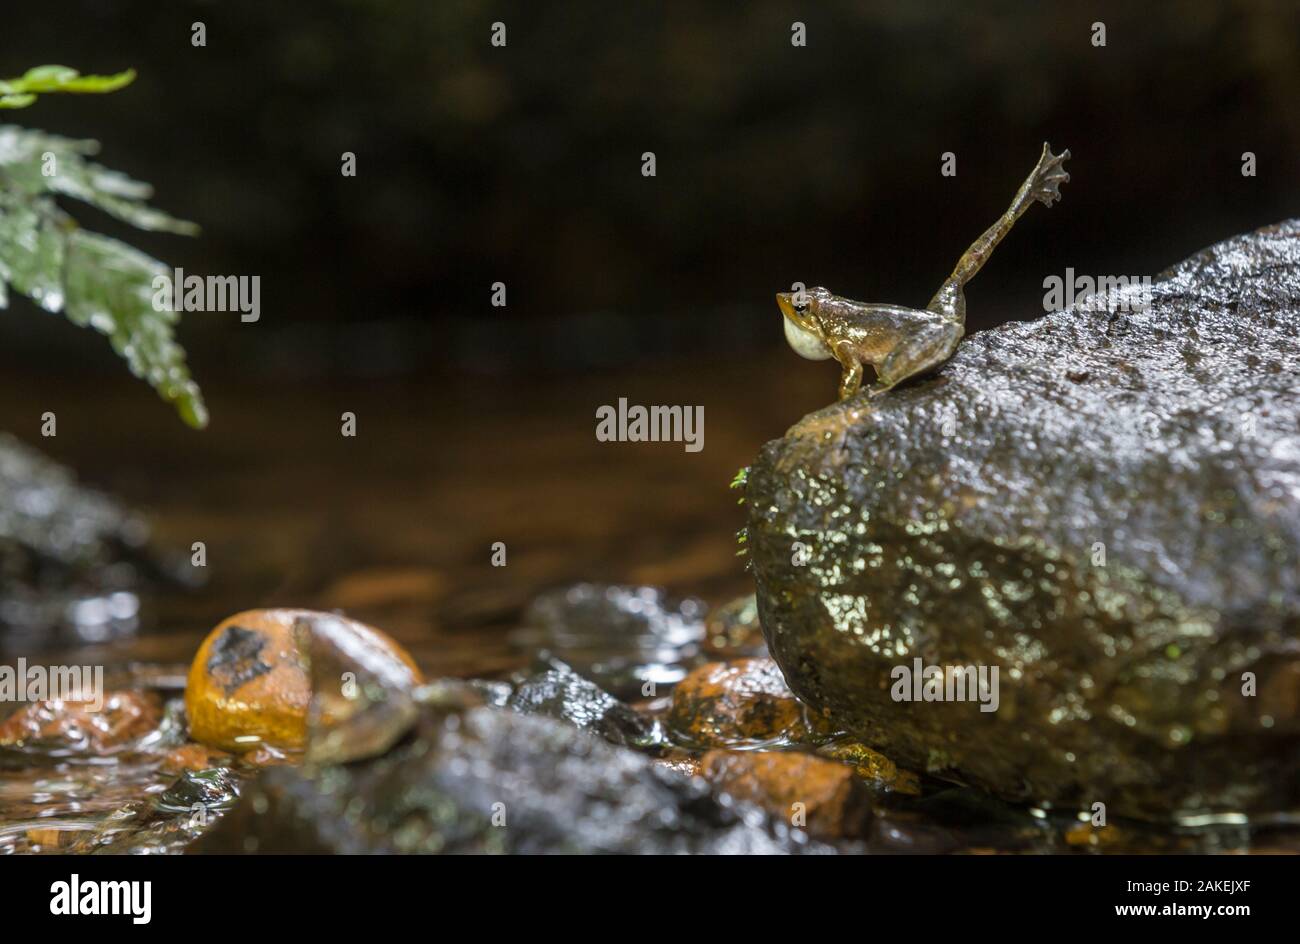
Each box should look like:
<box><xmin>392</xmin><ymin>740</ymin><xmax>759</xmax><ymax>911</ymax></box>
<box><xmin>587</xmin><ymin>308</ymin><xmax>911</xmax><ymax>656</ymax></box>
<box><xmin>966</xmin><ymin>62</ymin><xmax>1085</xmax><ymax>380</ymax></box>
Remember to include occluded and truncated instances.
<box><xmin>778</xmin><ymin>142</ymin><xmax>1070</xmax><ymax>400</ymax></box>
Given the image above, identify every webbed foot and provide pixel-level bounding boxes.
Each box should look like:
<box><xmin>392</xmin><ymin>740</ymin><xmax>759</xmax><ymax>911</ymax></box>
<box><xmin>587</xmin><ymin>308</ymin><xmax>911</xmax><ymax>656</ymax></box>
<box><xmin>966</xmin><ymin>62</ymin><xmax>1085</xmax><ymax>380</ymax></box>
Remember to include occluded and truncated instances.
<box><xmin>1030</xmin><ymin>142</ymin><xmax>1070</xmax><ymax>207</ymax></box>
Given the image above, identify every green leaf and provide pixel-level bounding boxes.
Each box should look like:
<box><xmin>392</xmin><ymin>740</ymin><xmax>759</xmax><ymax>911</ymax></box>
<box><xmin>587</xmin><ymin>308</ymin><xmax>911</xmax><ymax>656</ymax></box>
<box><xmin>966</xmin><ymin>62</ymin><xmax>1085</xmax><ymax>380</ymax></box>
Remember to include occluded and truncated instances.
<box><xmin>0</xmin><ymin>124</ymin><xmax>206</xmax><ymax>428</ymax></box>
<box><xmin>0</xmin><ymin>193</ymin><xmax>68</xmax><ymax>311</ymax></box>
<box><xmin>729</xmin><ymin>465</ymin><xmax>749</xmax><ymax>503</ymax></box>
<box><xmin>63</xmin><ymin>231</ymin><xmax>208</xmax><ymax>429</ymax></box>
<box><xmin>0</xmin><ymin>126</ymin><xmax>199</xmax><ymax>235</ymax></box>
<box><xmin>0</xmin><ymin>66</ymin><xmax>136</xmax><ymax>107</ymax></box>
<box><xmin>22</xmin><ymin>66</ymin><xmax>80</xmax><ymax>84</ymax></box>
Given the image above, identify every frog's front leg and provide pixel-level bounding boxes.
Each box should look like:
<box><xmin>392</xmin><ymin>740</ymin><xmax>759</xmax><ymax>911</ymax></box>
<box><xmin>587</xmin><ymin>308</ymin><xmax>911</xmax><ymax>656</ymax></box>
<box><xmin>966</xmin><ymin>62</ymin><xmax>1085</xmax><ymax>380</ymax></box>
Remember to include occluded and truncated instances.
<box><xmin>833</xmin><ymin>340</ymin><xmax>865</xmax><ymax>400</ymax></box>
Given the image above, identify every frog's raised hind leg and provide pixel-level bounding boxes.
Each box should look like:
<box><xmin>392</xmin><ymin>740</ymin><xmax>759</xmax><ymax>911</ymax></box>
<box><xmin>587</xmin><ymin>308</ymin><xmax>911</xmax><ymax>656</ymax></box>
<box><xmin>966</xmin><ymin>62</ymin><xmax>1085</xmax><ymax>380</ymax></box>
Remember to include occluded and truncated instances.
<box><xmin>926</xmin><ymin>142</ymin><xmax>1069</xmax><ymax>323</ymax></box>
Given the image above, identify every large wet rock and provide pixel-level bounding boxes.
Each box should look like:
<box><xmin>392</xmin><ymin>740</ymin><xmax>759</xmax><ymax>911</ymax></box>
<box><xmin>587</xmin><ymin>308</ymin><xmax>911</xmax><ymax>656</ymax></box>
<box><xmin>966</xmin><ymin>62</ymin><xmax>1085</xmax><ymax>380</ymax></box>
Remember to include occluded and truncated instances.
<box><xmin>195</xmin><ymin>689</ymin><xmax>828</xmax><ymax>854</ymax></box>
<box><xmin>746</xmin><ymin>221</ymin><xmax>1300</xmax><ymax>820</ymax></box>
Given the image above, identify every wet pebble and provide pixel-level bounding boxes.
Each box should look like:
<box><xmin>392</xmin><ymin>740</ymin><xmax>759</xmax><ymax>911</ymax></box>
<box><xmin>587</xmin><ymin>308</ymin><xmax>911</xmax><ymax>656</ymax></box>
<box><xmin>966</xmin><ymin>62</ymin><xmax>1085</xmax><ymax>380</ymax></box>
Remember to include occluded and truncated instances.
<box><xmin>0</xmin><ymin>690</ymin><xmax>161</xmax><ymax>755</ymax></box>
<box><xmin>667</xmin><ymin>657</ymin><xmax>825</xmax><ymax>747</ymax></box>
<box><xmin>154</xmin><ymin>767</ymin><xmax>242</xmax><ymax>816</ymax></box>
<box><xmin>506</xmin><ymin>658</ymin><xmax>658</xmax><ymax>747</ymax></box>
<box><xmin>185</xmin><ymin>608</ymin><xmax>420</xmax><ymax>754</ymax></box>
<box><xmin>699</xmin><ymin>749</ymin><xmax>872</xmax><ymax>839</ymax></box>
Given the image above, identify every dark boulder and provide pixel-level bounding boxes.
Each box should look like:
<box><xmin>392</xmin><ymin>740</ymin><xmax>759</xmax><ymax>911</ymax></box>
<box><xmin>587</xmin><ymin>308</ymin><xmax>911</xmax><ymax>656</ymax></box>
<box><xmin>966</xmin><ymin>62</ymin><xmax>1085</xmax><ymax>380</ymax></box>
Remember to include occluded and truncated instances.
<box><xmin>746</xmin><ymin>221</ymin><xmax>1300</xmax><ymax>820</ymax></box>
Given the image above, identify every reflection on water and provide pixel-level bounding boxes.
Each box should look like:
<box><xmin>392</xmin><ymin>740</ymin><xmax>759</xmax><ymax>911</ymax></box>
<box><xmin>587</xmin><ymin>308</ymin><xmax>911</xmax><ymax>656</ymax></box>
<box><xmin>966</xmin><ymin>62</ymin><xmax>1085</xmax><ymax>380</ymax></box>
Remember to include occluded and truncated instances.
<box><xmin>510</xmin><ymin>583</ymin><xmax>708</xmax><ymax>698</ymax></box>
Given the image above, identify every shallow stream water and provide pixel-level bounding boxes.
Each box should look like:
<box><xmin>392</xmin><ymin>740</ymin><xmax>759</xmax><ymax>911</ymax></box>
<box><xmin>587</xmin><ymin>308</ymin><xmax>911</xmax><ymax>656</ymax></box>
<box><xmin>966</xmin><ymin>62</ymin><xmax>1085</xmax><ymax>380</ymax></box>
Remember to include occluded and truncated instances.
<box><xmin>1</xmin><ymin>368</ymin><xmax>1296</xmax><ymax>854</ymax></box>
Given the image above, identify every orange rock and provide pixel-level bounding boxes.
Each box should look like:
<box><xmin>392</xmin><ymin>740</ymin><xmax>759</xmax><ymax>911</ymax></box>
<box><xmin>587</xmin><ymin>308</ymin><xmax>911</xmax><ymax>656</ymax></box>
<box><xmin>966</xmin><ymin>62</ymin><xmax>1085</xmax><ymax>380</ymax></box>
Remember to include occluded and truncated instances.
<box><xmin>0</xmin><ymin>691</ymin><xmax>161</xmax><ymax>754</ymax></box>
<box><xmin>160</xmin><ymin>742</ymin><xmax>233</xmax><ymax>774</ymax></box>
<box><xmin>699</xmin><ymin>749</ymin><xmax>872</xmax><ymax>839</ymax></box>
<box><xmin>184</xmin><ymin>609</ymin><xmax>420</xmax><ymax>753</ymax></box>
<box><xmin>667</xmin><ymin>657</ymin><xmax>815</xmax><ymax>747</ymax></box>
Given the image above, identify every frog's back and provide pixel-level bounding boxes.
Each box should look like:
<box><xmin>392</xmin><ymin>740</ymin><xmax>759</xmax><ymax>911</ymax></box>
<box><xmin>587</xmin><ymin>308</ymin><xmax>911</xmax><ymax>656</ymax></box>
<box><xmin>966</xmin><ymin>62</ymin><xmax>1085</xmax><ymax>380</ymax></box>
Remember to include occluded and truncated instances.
<box><xmin>819</xmin><ymin>298</ymin><xmax>937</xmax><ymax>362</ymax></box>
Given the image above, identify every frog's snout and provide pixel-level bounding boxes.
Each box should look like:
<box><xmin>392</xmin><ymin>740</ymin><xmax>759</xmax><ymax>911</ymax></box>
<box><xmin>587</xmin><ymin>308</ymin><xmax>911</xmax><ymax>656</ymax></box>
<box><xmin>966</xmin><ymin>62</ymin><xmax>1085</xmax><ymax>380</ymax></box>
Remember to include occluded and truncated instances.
<box><xmin>778</xmin><ymin>293</ymin><xmax>834</xmax><ymax>361</ymax></box>
<box><xmin>777</xmin><ymin>291</ymin><xmax>817</xmax><ymax>332</ymax></box>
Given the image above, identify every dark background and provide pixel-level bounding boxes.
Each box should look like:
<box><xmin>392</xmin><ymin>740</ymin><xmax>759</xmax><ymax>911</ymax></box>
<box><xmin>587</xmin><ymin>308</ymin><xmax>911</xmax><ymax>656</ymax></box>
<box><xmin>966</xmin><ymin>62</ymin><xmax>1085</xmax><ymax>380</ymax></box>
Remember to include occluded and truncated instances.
<box><xmin>1</xmin><ymin>1</ymin><xmax>1298</xmax><ymax>656</ymax></box>
<box><xmin>2</xmin><ymin>0</ymin><xmax>1296</xmax><ymax>387</ymax></box>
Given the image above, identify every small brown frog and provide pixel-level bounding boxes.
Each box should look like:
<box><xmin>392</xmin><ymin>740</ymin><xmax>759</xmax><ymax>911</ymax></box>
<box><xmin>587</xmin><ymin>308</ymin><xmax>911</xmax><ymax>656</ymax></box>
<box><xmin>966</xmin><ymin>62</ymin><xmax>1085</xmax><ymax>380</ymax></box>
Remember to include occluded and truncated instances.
<box><xmin>779</xmin><ymin>143</ymin><xmax>1070</xmax><ymax>400</ymax></box>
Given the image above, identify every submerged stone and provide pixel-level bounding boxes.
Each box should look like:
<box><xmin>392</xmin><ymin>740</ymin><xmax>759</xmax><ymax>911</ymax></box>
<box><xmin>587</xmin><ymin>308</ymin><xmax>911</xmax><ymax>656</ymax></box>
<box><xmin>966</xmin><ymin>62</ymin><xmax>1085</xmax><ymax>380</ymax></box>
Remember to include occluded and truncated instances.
<box><xmin>153</xmin><ymin>767</ymin><xmax>242</xmax><ymax>817</ymax></box>
<box><xmin>70</xmin><ymin>767</ymin><xmax>242</xmax><ymax>855</ymax></box>
<box><xmin>746</xmin><ymin>221</ymin><xmax>1300</xmax><ymax>819</ymax></box>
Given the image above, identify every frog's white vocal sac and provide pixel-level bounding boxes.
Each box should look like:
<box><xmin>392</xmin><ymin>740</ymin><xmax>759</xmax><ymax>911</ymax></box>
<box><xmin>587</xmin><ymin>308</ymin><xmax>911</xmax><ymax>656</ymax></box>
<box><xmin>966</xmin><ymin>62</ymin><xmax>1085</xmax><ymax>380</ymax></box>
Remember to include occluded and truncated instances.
<box><xmin>783</xmin><ymin>313</ymin><xmax>832</xmax><ymax>361</ymax></box>
<box><xmin>778</xmin><ymin>142</ymin><xmax>1070</xmax><ymax>401</ymax></box>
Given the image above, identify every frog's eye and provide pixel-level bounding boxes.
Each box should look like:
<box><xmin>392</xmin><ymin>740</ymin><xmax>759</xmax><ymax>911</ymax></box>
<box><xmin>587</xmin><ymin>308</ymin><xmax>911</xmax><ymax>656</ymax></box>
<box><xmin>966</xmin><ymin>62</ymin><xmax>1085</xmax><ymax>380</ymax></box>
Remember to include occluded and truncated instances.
<box><xmin>793</xmin><ymin>297</ymin><xmax>809</xmax><ymax>312</ymax></box>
